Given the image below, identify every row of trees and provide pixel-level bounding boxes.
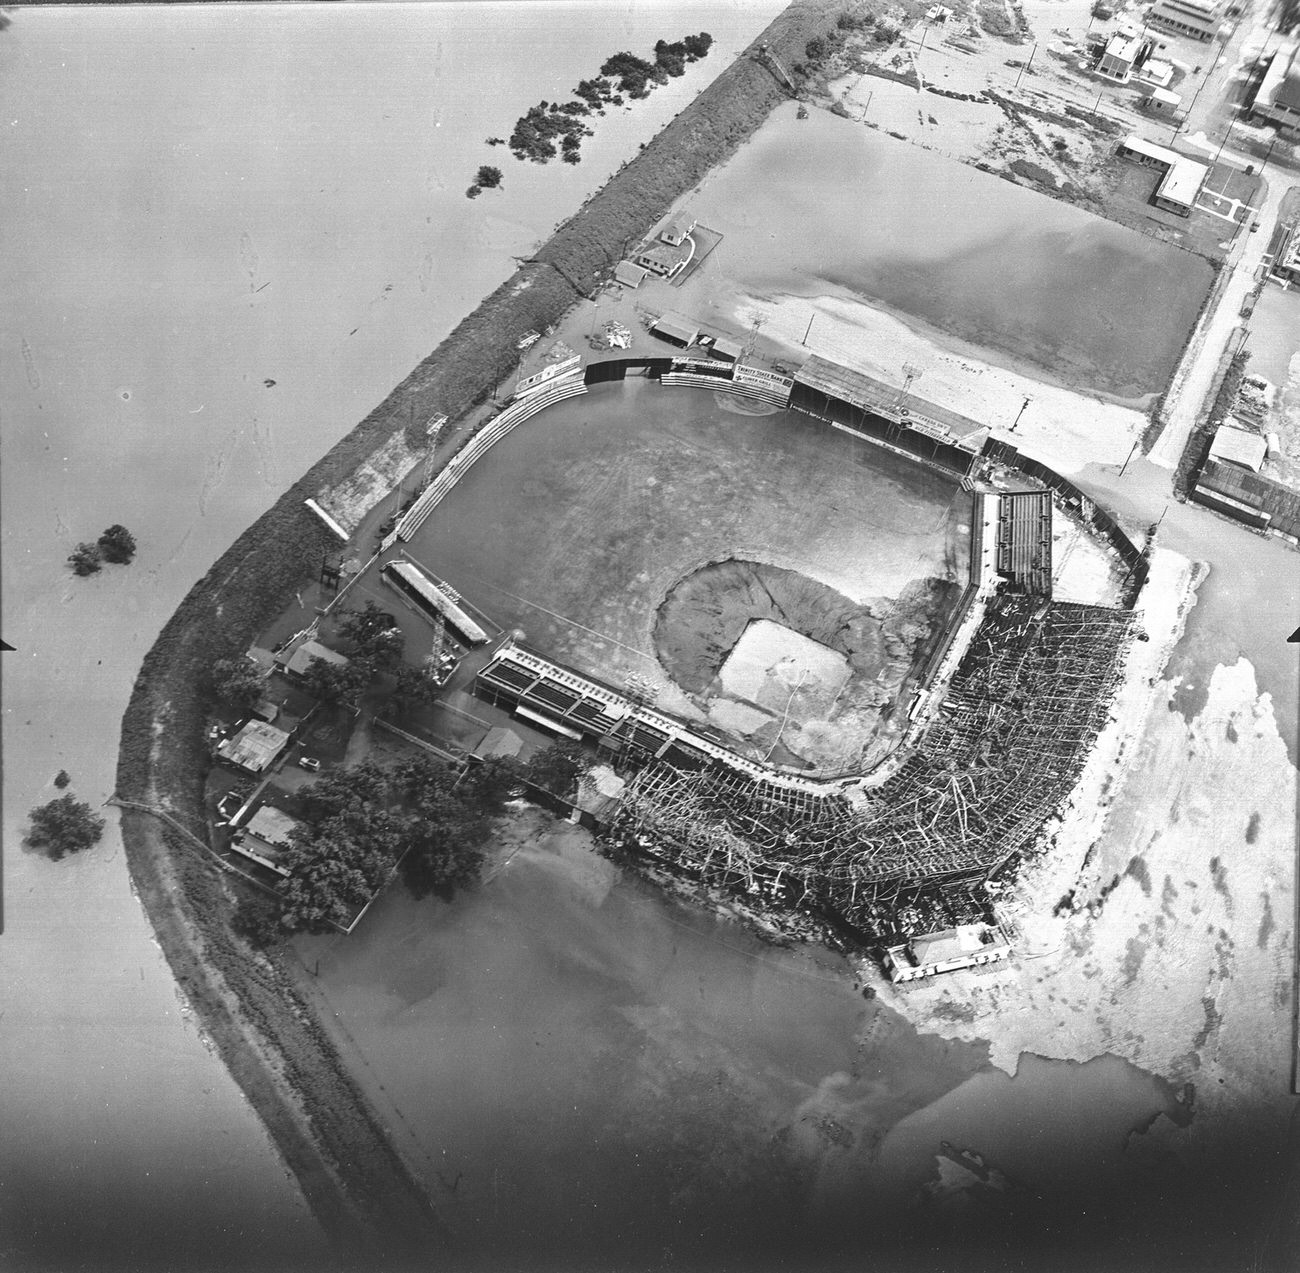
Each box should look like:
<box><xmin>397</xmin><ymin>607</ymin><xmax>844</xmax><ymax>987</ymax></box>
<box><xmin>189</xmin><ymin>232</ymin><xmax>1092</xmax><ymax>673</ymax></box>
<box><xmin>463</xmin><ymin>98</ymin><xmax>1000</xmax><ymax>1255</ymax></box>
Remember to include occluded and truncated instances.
<box><xmin>239</xmin><ymin>742</ymin><xmax>587</xmax><ymax>942</ymax></box>
<box><xmin>273</xmin><ymin>753</ymin><xmax>526</xmax><ymax>933</ymax></box>
<box><xmin>68</xmin><ymin>524</ymin><xmax>137</xmax><ymax>576</ymax></box>
<box><xmin>497</xmin><ymin>32</ymin><xmax>713</xmax><ymax>168</ymax></box>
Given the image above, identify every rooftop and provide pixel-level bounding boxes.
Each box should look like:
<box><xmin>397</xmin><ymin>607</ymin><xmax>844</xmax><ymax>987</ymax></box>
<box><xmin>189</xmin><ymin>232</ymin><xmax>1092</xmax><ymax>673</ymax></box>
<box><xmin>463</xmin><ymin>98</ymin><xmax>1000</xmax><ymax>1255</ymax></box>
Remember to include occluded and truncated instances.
<box><xmin>283</xmin><ymin>639</ymin><xmax>349</xmax><ymax>678</ymax></box>
<box><xmin>246</xmin><ymin>805</ymin><xmax>301</xmax><ymax>848</ymax></box>
<box><xmin>1209</xmin><ymin>425</ymin><xmax>1267</xmax><ymax>472</ymax></box>
<box><xmin>217</xmin><ymin>720</ymin><xmax>290</xmax><ymax>773</ymax></box>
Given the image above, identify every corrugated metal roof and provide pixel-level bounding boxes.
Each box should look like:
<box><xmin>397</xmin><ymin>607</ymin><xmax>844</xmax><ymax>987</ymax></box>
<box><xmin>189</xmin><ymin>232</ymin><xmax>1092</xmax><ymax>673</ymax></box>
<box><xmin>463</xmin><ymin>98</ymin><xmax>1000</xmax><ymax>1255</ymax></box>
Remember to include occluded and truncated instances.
<box><xmin>246</xmin><ymin>806</ymin><xmax>300</xmax><ymax>847</ymax></box>
<box><xmin>711</xmin><ymin>336</ymin><xmax>743</xmax><ymax>361</ymax></box>
<box><xmin>217</xmin><ymin>720</ymin><xmax>290</xmax><ymax>773</ymax></box>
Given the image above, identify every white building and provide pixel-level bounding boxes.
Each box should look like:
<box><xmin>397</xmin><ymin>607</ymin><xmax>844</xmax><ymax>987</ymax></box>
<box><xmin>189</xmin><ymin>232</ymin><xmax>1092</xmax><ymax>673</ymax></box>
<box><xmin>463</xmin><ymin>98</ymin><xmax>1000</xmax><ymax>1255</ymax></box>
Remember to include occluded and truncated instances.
<box><xmin>1146</xmin><ymin>0</ymin><xmax>1226</xmax><ymax>42</ymax></box>
<box><xmin>1251</xmin><ymin>42</ymin><xmax>1300</xmax><ymax>139</ymax></box>
<box><xmin>1116</xmin><ymin>135</ymin><xmax>1208</xmax><ymax>216</ymax></box>
<box><xmin>884</xmin><ymin>922</ymin><xmax>1012</xmax><ymax>982</ymax></box>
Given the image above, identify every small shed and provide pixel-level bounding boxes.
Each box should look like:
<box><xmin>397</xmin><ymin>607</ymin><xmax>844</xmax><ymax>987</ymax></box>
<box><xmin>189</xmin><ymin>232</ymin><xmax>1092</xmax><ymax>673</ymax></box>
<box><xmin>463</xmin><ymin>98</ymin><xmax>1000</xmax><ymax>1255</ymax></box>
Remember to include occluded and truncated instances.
<box><xmin>614</xmin><ymin>260</ymin><xmax>648</xmax><ymax>289</ymax></box>
<box><xmin>1209</xmin><ymin>424</ymin><xmax>1267</xmax><ymax>472</ymax></box>
<box><xmin>710</xmin><ymin>335</ymin><xmax>744</xmax><ymax>363</ymax></box>
<box><xmin>650</xmin><ymin>311</ymin><xmax>700</xmax><ymax>348</ymax></box>
<box><xmin>1146</xmin><ymin>87</ymin><xmax>1181</xmax><ymax>111</ymax></box>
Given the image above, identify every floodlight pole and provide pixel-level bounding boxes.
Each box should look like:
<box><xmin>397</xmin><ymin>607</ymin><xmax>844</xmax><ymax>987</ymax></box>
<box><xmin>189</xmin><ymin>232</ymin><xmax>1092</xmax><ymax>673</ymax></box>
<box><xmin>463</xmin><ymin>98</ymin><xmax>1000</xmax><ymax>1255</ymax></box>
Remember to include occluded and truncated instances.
<box><xmin>1010</xmin><ymin>396</ymin><xmax>1031</xmax><ymax>432</ymax></box>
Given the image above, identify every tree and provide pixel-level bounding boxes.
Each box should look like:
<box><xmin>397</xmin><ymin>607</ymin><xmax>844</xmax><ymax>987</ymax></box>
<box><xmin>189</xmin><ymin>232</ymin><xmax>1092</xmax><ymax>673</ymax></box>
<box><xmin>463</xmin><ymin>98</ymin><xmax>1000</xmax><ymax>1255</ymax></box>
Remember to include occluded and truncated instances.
<box><xmin>232</xmin><ymin>891</ymin><xmax>286</xmax><ymax>948</ymax></box>
<box><xmin>392</xmin><ymin>661</ymin><xmax>444</xmax><ymax>711</ymax></box>
<box><xmin>457</xmin><ymin>755</ymin><xmax>524</xmax><ymax>814</ymax></box>
<box><xmin>97</xmin><ymin>524</ymin><xmax>137</xmax><ymax>564</ymax></box>
<box><xmin>54</xmin><ymin>770</ymin><xmax>71</xmax><ymax>789</ymax></box>
<box><xmin>68</xmin><ymin>542</ymin><xmax>102</xmax><ymax>576</ymax></box>
<box><xmin>805</xmin><ymin>36</ymin><xmax>827</xmax><ymax>61</ymax></box>
<box><xmin>526</xmin><ymin>743</ymin><xmax>584</xmax><ymax>800</ymax></box>
<box><xmin>299</xmin><ymin>655</ymin><xmax>368</xmax><ymax>707</ymax></box>
<box><xmin>27</xmin><ymin>794</ymin><xmax>105</xmax><ymax>859</ymax></box>
<box><xmin>475</xmin><ymin>165</ymin><xmax>503</xmax><ymax>189</ymax></box>
<box><xmin>212</xmin><ymin>656</ymin><xmax>267</xmax><ymax>712</ymax></box>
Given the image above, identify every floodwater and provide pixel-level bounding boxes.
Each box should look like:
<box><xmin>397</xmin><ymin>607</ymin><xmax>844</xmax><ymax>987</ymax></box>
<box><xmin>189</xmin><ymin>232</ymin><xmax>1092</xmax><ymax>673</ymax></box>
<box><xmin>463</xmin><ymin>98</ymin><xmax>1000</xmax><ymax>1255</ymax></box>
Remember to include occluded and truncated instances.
<box><xmin>407</xmin><ymin>379</ymin><xmax>968</xmax><ymax>705</ymax></box>
<box><xmin>0</xmin><ymin>2</ymin><xmax>786</xmax><ymax>1268</ymax></box>
<box><xmin>304</xmin><ymin>819</ymin><xmax>1196</xmax><ymax>1273</ymax></box>
<box><xmin>686</xmin><ymin>107</ymin><xmax>1212</xmax><ymax>398</ymax></box>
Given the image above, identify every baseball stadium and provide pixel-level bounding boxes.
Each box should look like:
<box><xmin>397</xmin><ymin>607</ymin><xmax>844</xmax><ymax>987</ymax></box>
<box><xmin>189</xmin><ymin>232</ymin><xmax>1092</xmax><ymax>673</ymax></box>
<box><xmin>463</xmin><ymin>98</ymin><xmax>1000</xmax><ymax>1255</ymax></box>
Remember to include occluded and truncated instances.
<box><xmin>314</xmin><ymin>348</ymin><xmax>1148</xmax><ymax>963</ymax></box>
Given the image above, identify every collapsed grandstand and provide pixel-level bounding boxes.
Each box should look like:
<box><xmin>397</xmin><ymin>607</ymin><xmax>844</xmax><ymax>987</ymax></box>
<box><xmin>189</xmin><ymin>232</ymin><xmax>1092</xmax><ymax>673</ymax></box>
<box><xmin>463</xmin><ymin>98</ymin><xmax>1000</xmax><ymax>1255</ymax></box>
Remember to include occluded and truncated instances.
<box><xmin>610</xmin><ymin>596</ymin><xmax>1134</xmax><ymax>944</ymax></box>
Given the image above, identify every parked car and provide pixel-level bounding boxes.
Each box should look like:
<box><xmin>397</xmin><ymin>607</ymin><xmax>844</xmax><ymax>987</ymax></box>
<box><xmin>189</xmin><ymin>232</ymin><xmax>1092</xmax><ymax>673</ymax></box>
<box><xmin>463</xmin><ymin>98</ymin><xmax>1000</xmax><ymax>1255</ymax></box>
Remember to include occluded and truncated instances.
<box><xmin>298</xmin><ymin>756</ymin><xmax>321</xmax><ymax>772</ymax></box>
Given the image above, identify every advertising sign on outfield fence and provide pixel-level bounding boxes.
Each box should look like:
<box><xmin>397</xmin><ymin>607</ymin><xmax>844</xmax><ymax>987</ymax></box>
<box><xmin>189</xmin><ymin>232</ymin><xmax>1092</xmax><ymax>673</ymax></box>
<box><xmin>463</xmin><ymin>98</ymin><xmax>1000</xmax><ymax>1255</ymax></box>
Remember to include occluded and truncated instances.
<box><xmin>515</xmin><ymin>355</ymin><xmax>582</xmax><ymax>398</ymax></box>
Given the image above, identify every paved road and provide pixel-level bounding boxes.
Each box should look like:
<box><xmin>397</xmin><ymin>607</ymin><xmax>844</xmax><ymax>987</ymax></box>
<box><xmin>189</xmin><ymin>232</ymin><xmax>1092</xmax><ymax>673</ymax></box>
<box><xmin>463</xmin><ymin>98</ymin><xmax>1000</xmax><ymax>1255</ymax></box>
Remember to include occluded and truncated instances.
<box><xmin>1149</xmin><ymin>155</ymin><xmax>1291</xmax><ymax>469</ymax></box>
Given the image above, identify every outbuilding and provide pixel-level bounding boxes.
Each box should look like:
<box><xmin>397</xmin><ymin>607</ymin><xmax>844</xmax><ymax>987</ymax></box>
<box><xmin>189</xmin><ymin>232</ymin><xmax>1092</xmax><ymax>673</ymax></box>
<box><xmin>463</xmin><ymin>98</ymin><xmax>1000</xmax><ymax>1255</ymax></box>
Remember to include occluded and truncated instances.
<box><xmin>1209</xmin><ymin>424</ymin><xmax>1267</xmax><ymax>472</ymax></box>
<box><xmin>650</xmin><ymin>311</ymin><xmax>700</xmax><ymax>348</ymax></box>
<box><xmin>709</xmin><ymin>335</ymin><xmax>744</xmax><ymax>363</ymax></box>
<box><xmin>614</xmin><ymin>259</ymin><xmax>648</xmax><ymax>289</ymax></box>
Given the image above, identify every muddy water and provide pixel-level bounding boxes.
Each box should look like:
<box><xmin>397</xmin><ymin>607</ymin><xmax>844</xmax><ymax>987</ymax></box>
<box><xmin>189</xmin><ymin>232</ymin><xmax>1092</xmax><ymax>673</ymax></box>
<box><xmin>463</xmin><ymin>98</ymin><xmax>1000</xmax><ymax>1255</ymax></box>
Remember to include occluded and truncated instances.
<box><xmin>687</xmin><ymin>106</ymin><xmax>1212</xmax><ymax>398</ymax></box>
<box><xmin>0</xmin><ymin>3</ymin><xmax>785</xmax><ymax>1267</ymax></box>
<box><xmin>306</xmin><ymin>819</ymin><xmax>1195</xmax><ymax>1272</ymax></box>
<box><xmin>408</xmin><ymin>379</ymin><xmax>968</xmax><ymax>706</ymax></box>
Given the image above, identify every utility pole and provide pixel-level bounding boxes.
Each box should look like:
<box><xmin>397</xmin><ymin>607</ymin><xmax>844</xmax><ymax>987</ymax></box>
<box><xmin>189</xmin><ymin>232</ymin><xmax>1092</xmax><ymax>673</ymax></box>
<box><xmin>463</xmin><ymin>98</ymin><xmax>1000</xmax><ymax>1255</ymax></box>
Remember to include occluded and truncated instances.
<box><xmin>1010</xmin><ymin>396</ymin><xmax>1031</xmax><ymax>432</ymax></box>
<box><xmin>1119</xmin><ymin>437</ymin><xmax>1140</xmax><ymax>477</ymax></box>
<box><xmin>802</xmin><ymin>314</ymin><xmax>815</xmax><ymax>345</ymax></box>
<box><xmin>1211</xmin><ymin>118</ymin><xmax>1235</xmax><ymax>171</ymax></box>
<box><xmin>861</xmin><ymin>89</ymin><xmax>873</xmax><ymax>122</ymax></box>
<box><xmin>1014</xmin><ymin>43</ymin><xmax>1037</xmax><ymax>90</ymax></box>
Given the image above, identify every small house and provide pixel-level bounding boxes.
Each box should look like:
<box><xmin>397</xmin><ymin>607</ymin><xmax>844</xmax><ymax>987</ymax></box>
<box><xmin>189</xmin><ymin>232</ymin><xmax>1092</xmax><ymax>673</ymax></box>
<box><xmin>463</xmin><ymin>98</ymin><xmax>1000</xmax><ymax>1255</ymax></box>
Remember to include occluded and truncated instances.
<box><xmin>281</xmin><ymin>638</ymin><xmax>349</xmax><ymax>680</ymax></box>
<box><xmin>634</xmin><ymin>240</ymin><xmax>691</xmax><ymax>279</ymax></box>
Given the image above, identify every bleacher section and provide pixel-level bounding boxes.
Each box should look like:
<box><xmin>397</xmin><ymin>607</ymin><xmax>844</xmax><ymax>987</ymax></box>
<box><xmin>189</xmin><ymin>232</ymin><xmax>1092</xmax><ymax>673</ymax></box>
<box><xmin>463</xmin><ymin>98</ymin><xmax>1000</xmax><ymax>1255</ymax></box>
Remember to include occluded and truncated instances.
<box><xmin>995</xmin><ymin>490</ymin><xmax>1053</xmax><ymax>595</ymax></box>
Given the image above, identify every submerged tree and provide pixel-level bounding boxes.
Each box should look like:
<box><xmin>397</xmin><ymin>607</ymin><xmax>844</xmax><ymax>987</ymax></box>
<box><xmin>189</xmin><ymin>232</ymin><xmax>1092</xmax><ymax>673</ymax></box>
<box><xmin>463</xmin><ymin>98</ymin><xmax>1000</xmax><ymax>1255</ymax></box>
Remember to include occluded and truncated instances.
<box><xmin>97</xmin><ymin>524</ymin><xmax>137</xmax><ymax>564</ymax></box>
<box><xmin>27</xmin><ymin>794</ymin><xmax>106</xmax><ymax>860</ymax></box>
<box><xmin>68</xmin><ymin>542</ymin><xmax>102</xmax><ymax>576</ymax></box>
<box><xmin>475</xmin><ymin>165</ymin><xmax>503</xmax><ymax>189</ymax></box>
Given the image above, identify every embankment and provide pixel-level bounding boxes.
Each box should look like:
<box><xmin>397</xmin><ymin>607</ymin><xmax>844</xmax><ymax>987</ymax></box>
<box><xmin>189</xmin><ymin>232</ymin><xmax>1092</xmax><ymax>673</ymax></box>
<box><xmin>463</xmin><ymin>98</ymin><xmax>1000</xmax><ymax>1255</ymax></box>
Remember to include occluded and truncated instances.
<box><xmin>114</xmin><ymin>0</ymin><xmax>843</xmax><ymax>1258</ymax></box>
